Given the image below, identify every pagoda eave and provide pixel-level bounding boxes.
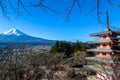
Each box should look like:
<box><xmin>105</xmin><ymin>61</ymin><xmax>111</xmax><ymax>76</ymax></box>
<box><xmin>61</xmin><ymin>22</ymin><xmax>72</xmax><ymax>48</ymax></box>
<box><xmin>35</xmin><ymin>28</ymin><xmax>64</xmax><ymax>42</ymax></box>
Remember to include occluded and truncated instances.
<box><xmin>88</xmin><ymin>40</ymin><xmax>112</xmax><ymax>44</ymax></box>
<box><xmin>88</xmin><ymin>39</ymin><xmax>120</xmax><ymax>44</ymax></box>
<box><xmin>87</xmin><ymin>49</ymin><xmax>120</xmax><ymax>53</ymax></box>
<box><xmin>85</xmin><ymin>65</ymin><xmax>113</xmax><ymax>76</ymax></box>
<box><xmin>85</xmin><ymin>57</ymin><xmax>114</xmax><ymax>64</ymax></box>
<box><xmin>89</xmin><ymin>31</ymin><xmax>112</xmax><ymax>36</ymax></box>
<box><xmin>87</xmin><ymin>49</ymin><xmax>113</xmax><ymax>52</ymax></box>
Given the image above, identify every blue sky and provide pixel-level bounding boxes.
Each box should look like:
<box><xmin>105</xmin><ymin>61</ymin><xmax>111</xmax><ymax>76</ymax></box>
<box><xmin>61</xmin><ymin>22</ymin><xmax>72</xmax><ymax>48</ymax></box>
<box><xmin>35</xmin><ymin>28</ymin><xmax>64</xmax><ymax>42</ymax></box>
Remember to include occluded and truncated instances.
<box><xmin>0</xmin><ymin>0</ymin><xmax>120</xmax><ymax>42</ymax></box>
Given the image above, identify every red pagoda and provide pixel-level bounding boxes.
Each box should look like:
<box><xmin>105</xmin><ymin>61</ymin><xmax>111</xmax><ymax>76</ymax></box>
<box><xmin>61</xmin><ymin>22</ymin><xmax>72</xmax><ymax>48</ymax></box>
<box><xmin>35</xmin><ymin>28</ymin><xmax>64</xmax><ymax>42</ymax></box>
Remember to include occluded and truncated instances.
<box><xmin>85</xmin><ymin>11</ymin><xmax>120</xmax><ymax>80</ymax></box>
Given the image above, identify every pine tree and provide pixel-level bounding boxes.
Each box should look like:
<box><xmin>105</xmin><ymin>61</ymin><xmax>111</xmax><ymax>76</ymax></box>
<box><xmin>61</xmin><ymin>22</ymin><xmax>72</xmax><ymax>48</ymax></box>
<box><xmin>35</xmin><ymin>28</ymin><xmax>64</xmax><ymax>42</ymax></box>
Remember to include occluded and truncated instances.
<box><xmin>74</xmin><ymin>40</ymin><xmax>81</xmax><ymax>52</ymax></box>
<box><xmin>65</xmin><ymin>42</ymin><xmax>73</xmax><ymax>57</ymax></box>
<box><xmin>51</xmin><ymin>41</ymin><xmax>60</xmax><ymax>53</ymax></box>
<box><xmin>80</xmin><ymin>43</ymin><xmax>87</xmax><ymax>51</ymax></box>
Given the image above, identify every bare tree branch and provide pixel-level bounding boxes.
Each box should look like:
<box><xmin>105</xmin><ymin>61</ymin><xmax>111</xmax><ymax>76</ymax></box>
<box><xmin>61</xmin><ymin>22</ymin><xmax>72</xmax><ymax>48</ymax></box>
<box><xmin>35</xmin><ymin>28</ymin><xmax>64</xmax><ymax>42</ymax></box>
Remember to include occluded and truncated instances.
<box><xmin>0</xmin><ymin>0</ymin><xmax>10</xmax><ymax>20</ymax></box>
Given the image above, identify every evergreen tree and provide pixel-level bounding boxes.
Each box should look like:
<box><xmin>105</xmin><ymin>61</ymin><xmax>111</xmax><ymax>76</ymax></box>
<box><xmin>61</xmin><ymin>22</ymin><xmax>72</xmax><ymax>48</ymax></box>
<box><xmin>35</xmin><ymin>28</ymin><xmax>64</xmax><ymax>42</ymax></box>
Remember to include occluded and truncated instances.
<box><xmin>80</xmin><ymin>43</ymin><xmax>87</xmax><ymax>51</ymax></box>
<box><xmin>51</xmin><ymin>40</ymin><xmax>87</xmax><ymax>57</ymax></box>
<box><xmin>74</xmin><ymin>40</ymin><xmax>81</xmax><ymax>52</ymax></box>
<box><xmin>51</xmin><ymin>41</ymin><xmax>74</xmax><ymax>57</ymax></box>
<box><xmin>51</xmin><ymin>41</ymin><xmax>60</xmax><ymax>53</ymax></box>
<box><xmin>60</xmin><ymin>41</ymin><xmax>67</xmax><ymax>52</ymax></box>
<box><xmin>65</xmin><ymin>43</ymin><xmax>73</xmax><ymax>57</ymax></box>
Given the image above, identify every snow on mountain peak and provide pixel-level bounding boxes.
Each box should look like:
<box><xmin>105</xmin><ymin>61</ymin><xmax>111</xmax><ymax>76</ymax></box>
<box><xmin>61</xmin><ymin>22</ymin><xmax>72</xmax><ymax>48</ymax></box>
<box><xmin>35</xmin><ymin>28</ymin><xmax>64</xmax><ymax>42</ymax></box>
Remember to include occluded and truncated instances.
<box><xmin>2</xmin><ymin>28</ymin><xmax>26</xmax><ymax>36</ymax></box>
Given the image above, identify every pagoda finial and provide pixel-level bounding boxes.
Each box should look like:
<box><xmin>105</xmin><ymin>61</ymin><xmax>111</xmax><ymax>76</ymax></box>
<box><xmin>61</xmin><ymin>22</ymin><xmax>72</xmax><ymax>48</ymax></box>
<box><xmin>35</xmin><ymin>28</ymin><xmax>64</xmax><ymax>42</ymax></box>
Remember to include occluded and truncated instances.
<box><xmin>106</xmin><ymin>10</ymin><xmax>110</xmax><ymax>31</ymax></box>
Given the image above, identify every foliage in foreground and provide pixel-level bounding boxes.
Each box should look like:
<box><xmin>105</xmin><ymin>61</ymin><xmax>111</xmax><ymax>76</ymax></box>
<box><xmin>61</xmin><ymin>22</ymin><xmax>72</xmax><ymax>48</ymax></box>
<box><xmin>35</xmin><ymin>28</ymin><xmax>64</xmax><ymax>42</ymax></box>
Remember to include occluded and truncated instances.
<box><xmin>0</xmin><ymin>43</ymin><xmax>88</xmax><ymax>80</ymax></box>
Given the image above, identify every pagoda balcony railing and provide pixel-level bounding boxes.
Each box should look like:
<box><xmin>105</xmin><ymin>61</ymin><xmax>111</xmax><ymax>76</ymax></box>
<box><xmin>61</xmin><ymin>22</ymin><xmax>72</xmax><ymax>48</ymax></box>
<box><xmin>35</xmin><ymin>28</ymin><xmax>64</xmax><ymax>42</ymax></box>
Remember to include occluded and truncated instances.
<box><xmin>87</xmin><ymin>48</ymin><xmax>120</xmax><ymax>53</ymax></box>
<box><xmin>85</xmin><ymin>57</ymin><xmax>114</xmax><ymax>64</ymax></box>
<box><xmin>98</xmin><ymin>37</ymin><xmax>120</xmax><ymax>40</ymax></box>
<box><xmin>88</xmin><ymin>39</ymin><xmax>120</xmax><ymax>44</ymax></box>
<box><xmin>88</xmin><ymin>39</ymin><xmax>112</xmax><ymax>44</ymax></box>
<box><xmin>84</xmin><ymin>65</ymin><xmax>113</xmax><ymax>76</ymax></box>
<box><xmin>97</xmin><ymin>46</ymin><xmax>111</xmax><ymax>49</ymax></box>
<box><xmin>97</xmin><ymin>38</ymin><xmax>106</xmax><ymax>40</ymax></box>
<box><xmin>98</xmin><ymin>37</ymin><xmax>110</xmax><ymax>40</ymax></box>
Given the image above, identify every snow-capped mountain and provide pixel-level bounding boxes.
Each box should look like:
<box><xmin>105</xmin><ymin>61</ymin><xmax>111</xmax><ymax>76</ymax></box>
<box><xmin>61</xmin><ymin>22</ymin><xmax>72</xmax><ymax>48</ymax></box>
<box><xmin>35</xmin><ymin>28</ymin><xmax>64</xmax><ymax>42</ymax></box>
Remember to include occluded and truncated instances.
<box><xmin>1</xmin><ymin>28</ymin><xmax>27</xmax><ymax>36</ymax></box>
<box><xmin>0</xmin><ymin>28</ymin><xmax>55</xmax><ymax>44</ymax></box>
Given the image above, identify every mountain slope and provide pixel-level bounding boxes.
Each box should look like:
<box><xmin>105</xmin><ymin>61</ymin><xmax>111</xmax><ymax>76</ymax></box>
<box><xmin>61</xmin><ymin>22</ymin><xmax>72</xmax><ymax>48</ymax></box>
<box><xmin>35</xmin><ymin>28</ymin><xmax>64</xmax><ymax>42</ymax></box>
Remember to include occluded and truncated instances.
<box><xmin>0</xmin><ymin>28</ymin><xmax>55</xmax><ymax>44</ymax></box>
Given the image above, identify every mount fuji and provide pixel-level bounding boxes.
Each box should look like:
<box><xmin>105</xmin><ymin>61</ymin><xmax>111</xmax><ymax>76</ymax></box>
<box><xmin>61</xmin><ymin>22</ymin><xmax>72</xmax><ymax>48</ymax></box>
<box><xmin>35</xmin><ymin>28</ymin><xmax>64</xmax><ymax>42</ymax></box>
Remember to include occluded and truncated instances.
<box><xmin>0</xmin><ymin>28</ymin><xmax>55</xmax><ymax>44</ymax></box>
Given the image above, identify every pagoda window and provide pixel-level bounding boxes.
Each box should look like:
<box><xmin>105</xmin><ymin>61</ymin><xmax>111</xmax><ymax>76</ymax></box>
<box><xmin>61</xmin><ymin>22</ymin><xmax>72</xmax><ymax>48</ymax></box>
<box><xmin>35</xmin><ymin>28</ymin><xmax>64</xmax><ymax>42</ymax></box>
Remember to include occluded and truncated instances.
<box><xmin>103</xmin><ymin>44</ymin><xmax>107</xmax><ymax>48</ymax></box>
<box><xmin>99</xmin><ymin>53</ymin><xmax>102</xmax><ymax>56</ymax></box>
<box><xmin>106</xmin><ymin>44</ymin><xmax>111</xmax><ymax>48</ymax></box>
<box><xmin>99</xmin><ymin>44</ymin><xmax>103</xmax><ymax>48</ymax></box>
<box><xmin>103</xmin><ymin>36</ymin><xmax>106</xmax><ymax>39</ymax></box>
<box><xmin>96</xmin><ymin>52</ymin><xmax>102</xmax><ymax>57</ymax></box>
<box><xmin>102</xmin><ymin>53</ymin><xmax>106</xmax><ymax>56</ymax></box>
<box><xmin>106</xmin><ymin>36</ymin><xmax>110</xmax><ymax>39</ymax></box>
<box><xmin>100</xmin><ymin>36</ymin><xmax>103</xmax><ymax>40</ymax></box>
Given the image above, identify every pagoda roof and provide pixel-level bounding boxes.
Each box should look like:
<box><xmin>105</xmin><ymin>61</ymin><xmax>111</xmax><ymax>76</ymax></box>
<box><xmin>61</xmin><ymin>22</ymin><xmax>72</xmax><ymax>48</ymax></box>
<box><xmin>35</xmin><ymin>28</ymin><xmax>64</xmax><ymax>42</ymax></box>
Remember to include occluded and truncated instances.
<box><xmin>85</xmin><ymin>65</ymin><xmax>113</xmax><ymax>76</ymax></box>
<box><xmin>85</xmin><ymin>57</ymin><xmax>114</xmax><ymax>64</ymax></box>
<box><xmin>87</xmin><ymin>48</ymin><xmax>120</xmax><ymax>53</ymax></box>
<box><xmin>90</xmin><ymin>29</ymin><xmax>120</xmax><ymax>36</ymax></box>
<box><xmin>90</xmin><ymin>10</ymin><xmax>120</xmax><ymax>36</ymax></box>
<box><xmin>90</xmin><ymin>30</ymin><xmax>111</xmax><ymax>36</ymax></box>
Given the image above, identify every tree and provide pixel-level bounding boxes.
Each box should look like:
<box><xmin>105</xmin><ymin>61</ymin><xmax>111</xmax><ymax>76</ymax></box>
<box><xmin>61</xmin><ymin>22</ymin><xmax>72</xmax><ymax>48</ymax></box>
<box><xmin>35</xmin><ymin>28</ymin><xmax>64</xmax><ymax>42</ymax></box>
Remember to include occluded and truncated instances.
<box><xmin>64</xmin><ymin>42</ymin><xmax>73</xmax><ymax>57</ymax></box>
<box><xmin>74</xmin><ymin>40</ymin><xmax>81</xmax><ymax>52</ymax></box>
<box><xmin>112</xmin><ymin>54</ymin><xmax>120</xmax><ymax>80</ymax></box>
<box><xmin>0</xmin><ymin>0</ymin><xmax>118</xmax><ymax>22</ymax></box>
<box><xmin>51</xmin><ymin>41</ymin><xmax>74</xmax><ymax>58</ymax></box>
<box><xmin>51</xmin><ymin>41</ymin><xmax>60</xmax><ymax>53</ymax></box>
<box><xmin>74</xmin><ymin>41</ymin><xmax>87</xmax><ymax>52</ymax></box>
<box><xmin>79</xmin><ymin>43</ymin><xmax>87</xmax><ymax>51</ymax></box>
